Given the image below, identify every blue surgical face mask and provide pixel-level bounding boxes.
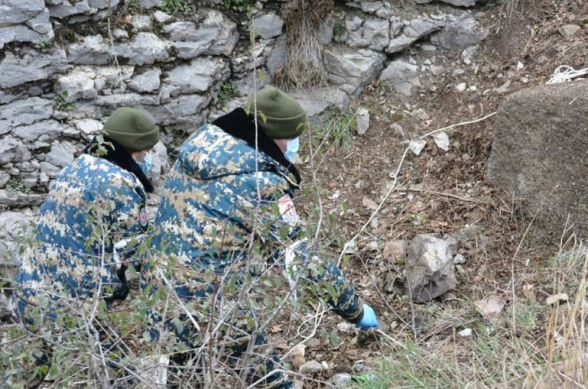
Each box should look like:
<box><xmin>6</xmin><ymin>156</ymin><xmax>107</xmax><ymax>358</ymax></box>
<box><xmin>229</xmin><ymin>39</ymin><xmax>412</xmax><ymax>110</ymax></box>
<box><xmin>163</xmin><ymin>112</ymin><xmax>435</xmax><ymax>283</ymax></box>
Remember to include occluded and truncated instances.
<box><xmin>137</xmin><ymin>153</ymin><xmax>153</xmax><ymax>174</ymax></box>
<box><xmin>284</xmin><ymin>138</ymin><xmax>300</xmax><ymax>162</ymax></box>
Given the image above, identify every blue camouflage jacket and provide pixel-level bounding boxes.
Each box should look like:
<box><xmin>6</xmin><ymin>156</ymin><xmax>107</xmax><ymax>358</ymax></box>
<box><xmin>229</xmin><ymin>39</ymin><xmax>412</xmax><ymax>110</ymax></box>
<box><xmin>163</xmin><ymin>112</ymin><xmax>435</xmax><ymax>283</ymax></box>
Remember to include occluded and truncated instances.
<box><xmin>15</xmin><ymin>144</ymin><xmax>150</xmax><ymax>316</ymax></box>
<box><xmin>148</xmin><ymin>108</ymin><xmax>364</xmax><ymax>322</ymax></box>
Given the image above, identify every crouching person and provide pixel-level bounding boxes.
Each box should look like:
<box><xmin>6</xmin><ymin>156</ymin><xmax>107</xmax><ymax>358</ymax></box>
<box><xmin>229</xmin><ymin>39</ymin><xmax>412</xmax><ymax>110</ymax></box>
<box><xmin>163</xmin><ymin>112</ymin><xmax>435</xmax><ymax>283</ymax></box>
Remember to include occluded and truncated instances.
<box><xmin>141</xmin><ymin>86</ymin><xmax>379</xmax><ymax>388</ymax></box>
<box><xmin>7</xmin><ymin>107</ymin><xmax>159</xmax><ymax>387</ymax></box>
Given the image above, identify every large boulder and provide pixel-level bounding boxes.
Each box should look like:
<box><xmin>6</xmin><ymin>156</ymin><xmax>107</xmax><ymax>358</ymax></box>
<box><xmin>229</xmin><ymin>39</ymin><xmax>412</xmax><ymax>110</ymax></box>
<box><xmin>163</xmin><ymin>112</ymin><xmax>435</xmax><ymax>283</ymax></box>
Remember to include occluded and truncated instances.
<box><xmin>486</xmin><ymin>79</ymin><xmax>588</xmax><ymax>240</ymax></box>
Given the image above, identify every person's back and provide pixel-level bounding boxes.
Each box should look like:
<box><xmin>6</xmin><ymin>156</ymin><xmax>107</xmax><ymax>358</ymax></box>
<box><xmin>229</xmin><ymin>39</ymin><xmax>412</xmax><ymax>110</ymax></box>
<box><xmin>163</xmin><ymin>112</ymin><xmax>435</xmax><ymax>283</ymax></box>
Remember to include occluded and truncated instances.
<box><xmin>143</xmin><ymin>86</ymin><xmax>378</xmax><ymax>388</ymax></box>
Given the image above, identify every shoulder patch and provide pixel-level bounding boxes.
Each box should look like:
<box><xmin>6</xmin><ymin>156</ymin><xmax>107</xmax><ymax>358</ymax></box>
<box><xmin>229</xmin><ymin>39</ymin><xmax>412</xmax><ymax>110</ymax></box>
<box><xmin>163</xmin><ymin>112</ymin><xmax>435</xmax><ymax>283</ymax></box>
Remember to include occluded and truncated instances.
<box><xmin>278</xmin><ymin>195</ymin><xmax>299</xmax><ymax>225</ymax></box>
<box><xmin>139</xmin><ymin>205</ymin><xmax>149</xmax><ymax>232</ymax></box>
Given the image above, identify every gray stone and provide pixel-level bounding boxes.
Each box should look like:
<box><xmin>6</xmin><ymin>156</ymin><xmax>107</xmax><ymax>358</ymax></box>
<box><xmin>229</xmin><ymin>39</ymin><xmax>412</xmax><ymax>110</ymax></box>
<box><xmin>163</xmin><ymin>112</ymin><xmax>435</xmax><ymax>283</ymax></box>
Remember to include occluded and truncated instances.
<box><xmin>131</xmin><ymin>14</ymin><xmax>152</xmax><ymax>30</ymax></box>
<box><xmin>431</xmin><ymin>16</ymin><xmax>488</xmax><ymax>50</ymax></box>
<box><xmin>0</xmin><ymin>48</ymin><xmax>68</xmax><ymax>89</ymax></box>
<box><xmin>0</xmin><ymin>171</ymin><xmax>9</xmax><ymax>188</ymax></box>
<box><xmin>347</xmin><ymin>18</ymin><xmax>390</xmax><ymax>51</ymax></box>
<box><xmin>0</xmin><ymin>97</ymin><xmax>53</xmax><ymax>129</ymax></box>
<box><xmin>0</xmin><ymin>210</ymin><xmax>35</xmax><ymax>266</ymax></box>
<box><xmin>45</xmin><ymin>141</ymin><xmax>76</xmax><ymax>168</ymax></box>
<box><xmin>0</xmin><ymin>190</ymin><xmax>44</xmax><ymax>209</ymax></box>
<box><xmin>55</xmin><ymin>69</ymin><xmax>98</xmax><ymax>102</ymax></box>
<box><xmin>88</xmin><ymin>0</ymin><xmax>121</xmax><ymax>9</ymax></box>
<box><xmin>0</xmin><ymin>0</ymin><xmax>45</xmax><ymax>25</ymax></box>
<box><xmin>115</xmin><ymin>32</ymin><xmax>169</xmax><ymax>65</ymax></box>
<box><xmin>137</xmin><ymin>0</ymin><xmax>162</xmax><ymax>9</ymax></box>
<box><xmin>74</xmin><ymin>119</ymin><xmax>102</xmax><ymax>139</ymax></box>
<box><xmin>96</xmin><ymin>93</ymin><xmax>156</xmax><ymax>107</ymax></box>
<box><xmin>13</xmin><ymin>120</ymin><xmax>64</xmax><ymax>142</ymax></box>
<box><xmin>380</xmin><ymin>59</ymin><xmax>421</xmax><ymax>97</ymax></box>
<box><xmin>129</xmin><ymin>69</ymin><xmax>161</xmax><ymax>93</ymax></box>
<box><xmin>0</xmin><ymin>136</ymin><xmax>32</xmax><ymax>165</ymax></box>
<box><xmin>250</xmin><ymin>12</ymin><xmax>284</xmax><ymax>39</ymax></box>
<box><xmin>324</xmin><ymin>47</ymin><xmax>386</xmax><ymax>96</ymax></box>
<box><xmin>266</xmin><ymin>36</ymin><xmax>288</xmax><ymax>79</ymax></box>
<box><xmin>151</xmin><ymin>94</ymin><xmax>209</xmax><ymax>126</ymax></box>
<box><xmin>486</xmin><ymin>79</ymin><xmax>588</xmax><ymax>241</ymax></box>
<box><xmin>165</xmin><ymin>58</ymin><xmax>228</xmax><ymax>94</ymax></box>
<box><xmin>332</xmin><ymin>373</ymin><xmax>352</xmax><ymax>388</ymax></box>
<box><xmin>404</xmin><ymin>234</ymin><xmax>458</xmax><ymax>302</ymax></box>
<box><xmin>47</xmin><ymin>0</ymin><xmax>93</xmax><ymax>19</ymax></box>
<box><xmin>165</xmin><ymin>11</ymin><xmax>238</xmax><ymax>57</ymax></box>
<box><xmin>67</xmin><ymin>35</ymin><xmax>111</xmax><ymax>65</ymax></box>
<box><xmin>559</xmin><ymin>24</ymin><xmax>581</xmax><ymax>39</ymax></box>
<box><xmin>387</xmin><ymin>19</ymin><xmax>443</xmax><ymax>54</ymax></box>
<box><xmin>291</xmin><ymin>87</ymin><xmax>350</xmax><ymax>117</ymax></box>
<box><xmin>153</xmin><ymin>10</ymin><xmax>172</xmax><ymax>23</ymax></box>
<box><xmin>299</xmin><ymin>360</ymin><xmax>323</xmax><ymax>374</ymax></box>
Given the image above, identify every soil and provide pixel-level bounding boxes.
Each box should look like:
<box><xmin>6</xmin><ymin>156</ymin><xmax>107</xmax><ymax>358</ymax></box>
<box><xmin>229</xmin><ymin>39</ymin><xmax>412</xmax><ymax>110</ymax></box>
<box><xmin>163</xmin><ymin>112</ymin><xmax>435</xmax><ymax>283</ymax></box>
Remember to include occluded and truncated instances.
<box><xmin>278</xmin><ymin>0</ymin><xmax>588</xmax><ymax>384</ymax></box>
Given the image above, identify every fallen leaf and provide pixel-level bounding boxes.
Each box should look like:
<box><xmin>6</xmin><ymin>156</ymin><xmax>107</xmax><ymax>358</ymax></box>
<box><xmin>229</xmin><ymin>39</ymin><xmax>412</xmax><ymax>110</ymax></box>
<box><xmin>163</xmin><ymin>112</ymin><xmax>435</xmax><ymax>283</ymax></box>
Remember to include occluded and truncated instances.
<box><xmin>270</xmin><ymin>325</ymin><xmax>282</xmax><ymax>333</ymax></box>
<box><xmin>362</xmin><ymin>197</ymin><xmax>378</xmax><ymax>210</ymax></box>
<box><xmin>546</xmin><ymin>293</ymin><xmax>568</xmax><ymax>305</ymax></box>
<box><xmin>475</xmin><ymin>294</ymin><xmax>508</xmax><ymax>319</ymax></box>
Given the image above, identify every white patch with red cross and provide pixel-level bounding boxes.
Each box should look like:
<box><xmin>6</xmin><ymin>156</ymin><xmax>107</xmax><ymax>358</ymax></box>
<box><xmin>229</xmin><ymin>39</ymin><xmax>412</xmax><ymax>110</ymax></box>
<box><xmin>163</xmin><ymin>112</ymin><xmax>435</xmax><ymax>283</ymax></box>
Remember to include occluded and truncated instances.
<box><xmin>278</xmin><ymin>195</ymin><xmax>299</xmax><ymax>225</ymax></box>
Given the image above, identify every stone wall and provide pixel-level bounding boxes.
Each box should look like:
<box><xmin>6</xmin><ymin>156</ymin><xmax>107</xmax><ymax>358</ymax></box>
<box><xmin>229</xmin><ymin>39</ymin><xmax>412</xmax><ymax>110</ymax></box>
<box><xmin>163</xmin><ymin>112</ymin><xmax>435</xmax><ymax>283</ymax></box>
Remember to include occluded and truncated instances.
<box><xmin>0</xmin><ymin>0</ymin><xmax>490</xmax><ymax>264</ymax></box>
<box><xmin>0</xmin><ymin>0</ymin><xmax>490</xmax><ymax>194</ymax></box>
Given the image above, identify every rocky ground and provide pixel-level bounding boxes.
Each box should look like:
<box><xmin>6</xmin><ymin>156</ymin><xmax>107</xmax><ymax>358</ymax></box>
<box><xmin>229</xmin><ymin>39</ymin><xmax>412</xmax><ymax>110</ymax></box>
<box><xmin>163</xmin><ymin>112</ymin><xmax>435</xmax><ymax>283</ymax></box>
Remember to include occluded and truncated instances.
<box><xmin>278</xmin><ymin>0</ymin><xmax>588</xmax><ymax>385</ymax></box>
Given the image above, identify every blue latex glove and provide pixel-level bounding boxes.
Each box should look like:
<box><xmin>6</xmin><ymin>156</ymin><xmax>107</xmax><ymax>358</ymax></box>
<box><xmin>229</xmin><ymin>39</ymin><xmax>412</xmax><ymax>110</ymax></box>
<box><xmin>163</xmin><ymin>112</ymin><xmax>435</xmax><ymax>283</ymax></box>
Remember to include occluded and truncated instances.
<box><xmin>355</xmin><ymin>303</ymin><xmax>379</xmax><ymax>329</ymax></box>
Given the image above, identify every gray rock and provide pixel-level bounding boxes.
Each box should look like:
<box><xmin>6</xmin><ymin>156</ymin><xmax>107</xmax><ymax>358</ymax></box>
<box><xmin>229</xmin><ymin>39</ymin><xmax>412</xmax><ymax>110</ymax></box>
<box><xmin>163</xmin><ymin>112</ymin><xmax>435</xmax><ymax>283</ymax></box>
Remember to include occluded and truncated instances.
<box><xmin>0</xmin><ymin>210</ymin><xmax>35</xmax><ymax>266</ymax></box>
<box><xmin>129</xmin><ymin>69</ymin><xmax>161</xmax><ymax>93</ymax></box>
<box><xmin>324</xmin><ymin>47</ymin><xmax>386</xmax><ymax>96</ymax></box>
<box><xmin>0</xmin><ymin>97</ymin><xmax>53</xmax><ymax>129</ymax></box>
<box><xmin>380</xmin><ymin>59</ymin><xmax>421</xmax><ymax>97</ymax></box>
<box><xmin>44</xmin><ymin>141</ymin><xmax>76</xmax><ymax>168</ymax></box>
<box><xmin>137</xmin><ymin>0</ymin><xmax>162</xmax><ymax>9</ymax></box>
<box><xmin>250</xmin><ymin>12</ymin><xmax>284</xmax><ymax>39</ymax></box>
<box><xmin>115</xmin><ymin>32</ymin><xmax>169</xmax><ymax>65</ymax></box>
<box><xmin>431</xmin><ymin>16</ymin><xmax>488</xmax><ymax>50</ymax></box>
<box><xmin>13</xmin><ymin>120</ymin><xmax>64</xmax><ymax>142</ymax></box>
<box><xmin>0</xmin><ymin>48</ymin><xmax>68</xmax><ymax>89</ymax></box>
<box><xmin>347</xmin><ymin>18</ymin><xmax>390</xmax><ymax>51</ymax></box>
<box><xmin>0</xmin><ymin>0</ymin><xmax>45</xmax><ymax>25</ymax></box>
<box><xmin>404</xmin><ymin>234</ymin><xmax>458</xmax><ymax>302</ymax></box>
<box><xmin>0</xmin><ymin>136</ymin><xmax>32</xmax><ymax>165</ymax></box>
<box><xmin>486</xmin><ymin>79</ymin><xmax>588</xmax><ymax>241</ymax></box>
<box><xmin>299</xmin><ymin>360</ymin><xmax>323</xmax><ymax>374</ymax></box>
<box><xmin>47</xmin><ymin>0</ymin><xmax>93</xmax><ymax>19</ymax></box>
<box><xmin>0</xmin><ymin>190</ymin><xmax>44</xmax><ymax>209</ymax></box>
<box><xmin>165</xmin><ymin>58</ymin><xmax>228</xmax><ymax>94</ymax></box>
<box><xmin>67</xmin><ymin>35</ymin><xmax>111</xmax><ymax>65</ymax></box>
<box><xmin>332</xmin><ymin>373</ymin><xmax>352</xmax><ymax>388</ymax></box>
<box><xmin>55</xmin><ymin>69</ymin><xmax>98</xmax><ymax>102</ymax></box>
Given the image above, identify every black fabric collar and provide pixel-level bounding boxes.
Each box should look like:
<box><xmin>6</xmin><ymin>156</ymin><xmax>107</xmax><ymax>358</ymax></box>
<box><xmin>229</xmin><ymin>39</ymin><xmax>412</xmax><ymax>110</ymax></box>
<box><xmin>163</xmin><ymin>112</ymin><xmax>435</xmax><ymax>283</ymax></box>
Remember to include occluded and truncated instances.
<box><xmin>212</xmin><ymin>108</ymin><xmax>302</xmax><ymax>185</ymax></box>
<box><xmin>83</xmin><ymin>136</ymin><xmax>154</xmax><ymax>193</ymax></box>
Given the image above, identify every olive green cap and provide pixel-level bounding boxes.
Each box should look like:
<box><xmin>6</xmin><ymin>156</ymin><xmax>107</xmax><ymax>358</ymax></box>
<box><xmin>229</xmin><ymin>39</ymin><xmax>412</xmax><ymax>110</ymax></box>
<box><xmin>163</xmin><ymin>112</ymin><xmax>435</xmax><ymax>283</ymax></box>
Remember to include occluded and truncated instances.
<box><xmin>102</xmin><ymin>107</ymin><xmax>159</xmax><ymax>151</ymax></box>
<box><xmin>245</xmin><ymin>85</ymin><xmax>308</xmax><ymax>139</ymax></box>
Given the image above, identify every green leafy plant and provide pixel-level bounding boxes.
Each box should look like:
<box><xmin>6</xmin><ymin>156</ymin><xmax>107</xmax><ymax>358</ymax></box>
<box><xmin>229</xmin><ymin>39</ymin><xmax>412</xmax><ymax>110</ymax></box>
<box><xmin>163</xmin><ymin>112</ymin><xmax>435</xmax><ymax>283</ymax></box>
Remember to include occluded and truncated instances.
<box><xmin>223</xmin><ymin>0</ymin><xmax>250</xmax><ymax>13</ymax></box>
<box><xmin>53</xmin><ymin>90</ymin><xmax>75</xmax><ymax>112</ymax></box>
<box><xmin>5</xmin><ymin>178</ymin><xmax>32</xmax><ymax>195</ymax></box>
<box><xmin>161</xmin><ymin>0</ymin><xmax>190</xmax><ymax>14</ymax></box>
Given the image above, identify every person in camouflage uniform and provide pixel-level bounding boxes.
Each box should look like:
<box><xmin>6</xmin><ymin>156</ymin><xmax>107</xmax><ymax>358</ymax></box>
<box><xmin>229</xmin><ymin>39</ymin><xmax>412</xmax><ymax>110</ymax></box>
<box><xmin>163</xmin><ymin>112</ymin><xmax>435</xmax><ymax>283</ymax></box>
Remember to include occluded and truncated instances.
<box><xmin>143</xmin><ymin>86</ymin><xmax>379</xmax><ymax>388</ymax></box>
<box><xmin>10</xmin><ymin>107</ymin><xmax>159</xmax><ymax>387</ymax></box>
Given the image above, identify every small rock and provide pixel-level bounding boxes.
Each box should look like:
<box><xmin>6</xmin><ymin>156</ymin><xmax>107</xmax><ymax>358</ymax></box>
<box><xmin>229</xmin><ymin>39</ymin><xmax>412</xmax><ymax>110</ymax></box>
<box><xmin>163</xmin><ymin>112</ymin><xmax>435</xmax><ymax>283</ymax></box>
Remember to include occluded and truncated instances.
<box><xmin>458</xmin><ymin>328</ymin><xmax>473</xmax><ymax>337</ymax></box>
<box><xmin>559</xmin><ymin>24</ymin><xmax>581</xmax><ymax>39</ymax></box>
<box><xmin>337</xmin><ymin>322</ymin><xmax>353</xmax><ymax>332</ymax></box>
<box><xmin>299</xmin><ymin>360</ymin><xmax>323</xmax><ymax>374</ymax></box>
<box><xmin>453</xmin><ymin>253</ymin><xmax>466</xmax><ymax>264</ymax></box>
<box><xmin>332</xmin><ymin>373</ymin><xmax>352</xmax><ymax>387</ymax></box>
<box><xmin>356</xmin><ymin>107</ymin><xmax>370</xmax><ymax>135</ymax></box>
<box><xmin>456</xmin><ymin>83</ymin><xmax>467</xmax><ymax>92</ymax></box>
<box><xmin>289</xmin><ymin>344</ymin><xmax>306</xmax><ymax>369</ymax></box>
